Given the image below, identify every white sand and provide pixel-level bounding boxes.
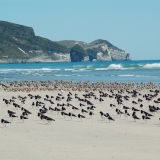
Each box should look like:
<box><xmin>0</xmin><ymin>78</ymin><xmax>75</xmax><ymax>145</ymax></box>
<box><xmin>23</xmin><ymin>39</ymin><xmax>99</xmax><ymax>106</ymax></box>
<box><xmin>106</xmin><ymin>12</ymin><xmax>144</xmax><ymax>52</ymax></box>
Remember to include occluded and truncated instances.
<box><xmin>0</xmin><ymin>89</ymin><xmax>160</xmax><ymax>160</ymax></box>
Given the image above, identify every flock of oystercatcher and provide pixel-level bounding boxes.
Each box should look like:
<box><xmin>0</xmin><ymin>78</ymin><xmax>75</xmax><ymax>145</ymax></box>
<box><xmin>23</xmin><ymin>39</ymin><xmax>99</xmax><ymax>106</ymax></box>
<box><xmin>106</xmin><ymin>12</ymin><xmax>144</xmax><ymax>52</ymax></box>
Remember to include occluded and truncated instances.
<box><xmin>1</xmin><ymin>88</ymin><xmax>160</xmax><ymax>127</ymax></box>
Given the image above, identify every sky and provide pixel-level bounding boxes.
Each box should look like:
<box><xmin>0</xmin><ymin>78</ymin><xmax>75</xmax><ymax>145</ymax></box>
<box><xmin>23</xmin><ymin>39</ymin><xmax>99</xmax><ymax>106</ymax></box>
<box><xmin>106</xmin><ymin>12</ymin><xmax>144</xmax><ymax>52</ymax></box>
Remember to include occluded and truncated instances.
<box><xmin>0</xmin><ymin>0</ymin><xmax>160</xmax><ymax>60</ymax></box>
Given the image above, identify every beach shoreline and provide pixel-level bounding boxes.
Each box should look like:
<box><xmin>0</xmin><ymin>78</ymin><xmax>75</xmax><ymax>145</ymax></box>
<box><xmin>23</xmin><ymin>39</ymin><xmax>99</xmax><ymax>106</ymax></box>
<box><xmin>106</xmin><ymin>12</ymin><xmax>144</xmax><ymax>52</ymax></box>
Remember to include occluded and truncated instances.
<box><xmin>0</xmin><ymin>80</ymin><xmax>160</xmax><ymax>160</ymax></box>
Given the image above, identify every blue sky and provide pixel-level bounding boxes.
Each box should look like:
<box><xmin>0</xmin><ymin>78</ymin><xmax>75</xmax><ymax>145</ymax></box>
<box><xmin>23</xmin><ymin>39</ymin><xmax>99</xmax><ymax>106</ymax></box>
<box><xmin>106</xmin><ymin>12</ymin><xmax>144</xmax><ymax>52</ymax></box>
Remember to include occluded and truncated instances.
<box><xmin>0</xmin><ymin>0</ymin><xmax>160</xmax><ymax>60</ymax></box>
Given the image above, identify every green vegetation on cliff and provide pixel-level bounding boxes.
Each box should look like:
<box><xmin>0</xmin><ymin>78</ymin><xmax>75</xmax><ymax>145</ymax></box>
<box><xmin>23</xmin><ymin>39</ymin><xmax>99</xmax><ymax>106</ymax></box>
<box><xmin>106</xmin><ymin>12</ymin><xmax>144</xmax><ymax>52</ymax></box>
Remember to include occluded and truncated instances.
<box><xmin>0</xmin><ymin>21</ymin><xmax>69</xmax><ymax>59</ymax></box>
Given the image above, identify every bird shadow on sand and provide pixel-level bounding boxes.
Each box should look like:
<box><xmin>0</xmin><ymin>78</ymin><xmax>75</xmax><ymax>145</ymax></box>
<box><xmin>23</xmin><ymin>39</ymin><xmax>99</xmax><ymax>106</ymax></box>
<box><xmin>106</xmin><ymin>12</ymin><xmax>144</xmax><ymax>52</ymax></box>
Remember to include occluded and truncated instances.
<box><xmin>126</xmin><ymin>121</ymin><xmax>136</xmax><ymax>122</ymax></box>
<box><xmin>154</xmin><ymin>123</ymin><xmax>160</xmax><ymax>125</ymax></box>
<box><xmin>74</xmin><ymin>121</ymin><xmax>82</xmax><ymax>122</ymax></box>
<box><xmin>99</xmin><ymin>121</ymin><xmax>110</xmax><ymax>123</ymax></box>
<box><xmin>16</xmin><ymin>122</ymin><xmax>25</xmax><ymax>124</ymax></box>
<box><xmin>64</xmin><ymin>120</ymin><xmax>72</xmax><ymax>121</ymax></box>
<box><xmin>36</xmin><ymin>123</ymin><xmax>46</xmax><ymax>125</ymax></box>
<box><xmin>57</xmin><ymin>118</ymin><xmax>65</xmax><ymax>119</ymax></box>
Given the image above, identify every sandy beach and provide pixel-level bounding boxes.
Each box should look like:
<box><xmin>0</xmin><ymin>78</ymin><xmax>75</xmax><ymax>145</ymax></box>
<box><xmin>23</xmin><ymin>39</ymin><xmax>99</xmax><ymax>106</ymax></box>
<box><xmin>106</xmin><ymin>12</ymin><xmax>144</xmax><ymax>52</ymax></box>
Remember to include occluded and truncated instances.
<box><xmin>0</xmin><ymin>81</ymin><xmax>160</xmax><ymax>160</ymax></box>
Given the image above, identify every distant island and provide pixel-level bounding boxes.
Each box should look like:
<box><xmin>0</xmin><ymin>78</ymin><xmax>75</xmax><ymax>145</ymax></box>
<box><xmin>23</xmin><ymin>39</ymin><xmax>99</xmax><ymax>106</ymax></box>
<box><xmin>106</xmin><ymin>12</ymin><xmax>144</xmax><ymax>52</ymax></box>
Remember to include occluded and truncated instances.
<box><xmin>0</xmin><ymin>21</ymin><xmax>131</xmax><ymax>63</ymax></box>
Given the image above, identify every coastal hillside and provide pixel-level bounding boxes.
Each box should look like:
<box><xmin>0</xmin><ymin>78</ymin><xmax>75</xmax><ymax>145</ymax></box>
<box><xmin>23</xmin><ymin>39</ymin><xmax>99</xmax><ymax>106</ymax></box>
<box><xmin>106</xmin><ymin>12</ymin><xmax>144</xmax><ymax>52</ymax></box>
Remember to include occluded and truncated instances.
<box><xmin>0</xmin><ymin>21</ymin><xmax>131</xmax><ymax>63</ymax></box>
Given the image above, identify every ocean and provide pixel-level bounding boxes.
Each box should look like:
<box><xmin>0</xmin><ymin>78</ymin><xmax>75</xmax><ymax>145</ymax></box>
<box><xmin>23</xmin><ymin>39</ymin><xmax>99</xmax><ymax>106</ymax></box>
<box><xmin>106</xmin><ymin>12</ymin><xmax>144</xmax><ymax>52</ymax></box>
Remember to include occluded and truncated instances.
<box><xmin>0</xmin><ymin>60</ymin><xmax>160</xmax><ymax>84</ymax></box>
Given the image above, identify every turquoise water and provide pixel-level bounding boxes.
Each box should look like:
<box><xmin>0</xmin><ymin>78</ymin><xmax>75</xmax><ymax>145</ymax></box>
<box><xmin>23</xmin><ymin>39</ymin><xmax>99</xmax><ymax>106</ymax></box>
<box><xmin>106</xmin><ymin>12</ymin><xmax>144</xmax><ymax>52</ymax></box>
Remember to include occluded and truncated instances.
<box><xmin>0</xmin><ymin>60</ymin><xmax>160</xmax><ymax>84</ymax></box>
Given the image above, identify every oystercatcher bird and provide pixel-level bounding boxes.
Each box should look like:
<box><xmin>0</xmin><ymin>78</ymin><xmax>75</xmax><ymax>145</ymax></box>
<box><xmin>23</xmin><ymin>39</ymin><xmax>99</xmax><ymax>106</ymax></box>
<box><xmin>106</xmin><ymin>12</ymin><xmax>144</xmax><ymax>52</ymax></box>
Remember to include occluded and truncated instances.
<box><xmin>31</xmin><ymin>102</ymin><xmax>35</xmax><ymax>108</ymax></box>
<box><xmin>140</xmin><ymin>104</ymin><xmax>143</xmax><ymax>108</ymax></box>
<box><xmin>132</xmin><ymin>112</ymin><xmax>140</xmax><ymax>122</ymax></box>
<box><xmin>79</xmin><ymin>103</ymin><xmax>85</xmax><ymax>107</ymax></box>
<box><xmin>13</xmin><ymin>103</ymin><xmax>21</xmax><ymax>109</ymax></box>
<box><xmin>9</xmin><ymin>113</ymin><xmax>18</xmax><ymax>120</ymax></box>
<box><xmin>123</xmin><ymin>106</ymin><xmax>130</xmax><ymax>110</ymax></box>
<box><xmin>22</xmin><ymin>111</ymin><xmax>28</xmax><ymax>117</ymax></box>
<box><xmin>105</xmin><ymin>113</ymin><xmax>115</xmax><ymax>123</ymax></box>
<box><xmin>68</xmin><ymin>112</ymin><xmax>77</xmax><ymax>120</ymax></box>
<box><xmin>149</xmin><ymin>106</ymin><xmax>157</xmax><ymax>113</ymax></box>
<box><xmin>124</xmin><ymin>110</ymin><xmax>130</xmax><ymax>118</ymax></box>
<box><xmin>110</xmin><ymin>104</ymin><xmax>116</xmax><ymax>109</ymax></box>
<box><xmin>89</xmin><ymin>111</ymin><xmax>94</xmax><ymax>118</ymax></box>
<box><xmin>20</xmin><ymin>115</ymin><xmax>28</xmax><ymax>122</ymax></box>
<box><xmin>72</xmin><ymin>106</ymin><xmax>79</xmax><ymax>112</ymax></box>
<box><xmin>132</xmin><ymin>100</ymin><xmax>138</xmax><ymax>105</ymax></box>
<box><xmin>54</xmin><ymin>107</ymin><xmax>62</xmax><ymax>115</ymax></box>
<box><xmin>142</xmin><ymin>115</ymin><xmax>150</xmax><ymax>123</ymax></box>
<box><xmin>132</xmin><ymin>107</ymin><xmax>140</xmax><ymax>112</ymax></box>
<box><xmin>141</xmin><ymin>110</ymin><xmax>153</xmax><ymax>117</ymax></box>
<box><xmin>1</xmin><ymin>119</ymin><xmax>11</xmax><ymax>127</ymax></box>
<box><xmin>61</xmin><ymin>106</ymin><xmax>66</xmax><ymax>111</ymax></box>
<box><xmin>39</xmin><ymin>109</ymin><xmax>47</xmax><ymax>114</ymax></box>
<box><xmin>78</xmin><ymin>114</ymin><xmax>85</xmax><ymax>121</ymax></box>
<box><xmin>7</xmin><ymin>110</ymin><xmax>16</xmax><ymax>115</ymax></box>
<box><xmin>116</xmin><ymin>108</ymin><xmax>124</xmax><ymax>116</ymax></box>
<box><xmin>81</xmin><ymin>109</ymin><xmax>88</xmax><ymax>115</ymax></box>
<box><xmin>21</xmin><ymin>107</ymin><xmax>32</xmax><ymax>114</ymax></box>
<box><xmin>99</xmin><ymin>111</ymin><xmax>106</xmax><ymax>121</ymax></box>
<box><xmin>49</xmin><ymin>106</ymin><xmax>54</xmax><ymax>113</ymax></box>
<box><xmin>45</xmin><ymin>116</ymin><xmax>55</xmax><ymax>124</ymax></box>
<box><xmin>61</xmin><ymin>112</ymin><xmax>68</xmax><ymax>118</ymax></box>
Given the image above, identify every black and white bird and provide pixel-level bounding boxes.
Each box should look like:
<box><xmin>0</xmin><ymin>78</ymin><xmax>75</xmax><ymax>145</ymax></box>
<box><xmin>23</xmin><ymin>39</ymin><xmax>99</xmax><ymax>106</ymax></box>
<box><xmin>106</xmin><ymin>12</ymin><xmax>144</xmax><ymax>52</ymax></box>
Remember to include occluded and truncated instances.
<box><xmin>105</xmin><ymin>113</ymin><xmax>115</xmax><ymax>122</ymax></box>
<box><xmin>140</xmin><ymin>104</ymin><xmax>143</xmax><ymax>108</ymax></box>
<box><xmin>49</xmin><ymin>106</ymin><xmax>54</xmax><ymax>113</ymax></box>
<box><xmin>21</xmin><ymin>107</ymin><xmax>32</xmax><ymax>114</ymax></box>
<box><xmin>39</xmin><ymin>109</ymin><xmax>47</xmax><ymax>114</ymax></box>
<box><xmin>132</xmin><ymin>112</ymin><xmax>140</xmax><ymax>122</ymax></box>
<box><xmin>7</xmin><ymin>110</ymin><xmax>16</xmax><ymax>115</ymax></box>
<box><xmin>110</xmin><ymin>104</ymin><xmax>116</xmax><ymax>108</ymax></box>
<box><xmin>132</xmin><ymin>107</ymin><xmax>140</xmax><ymax>112</ymax></box>
<box><xmin>1</xmin><ymin>119</ymin><xmax>11</xmax><ymax>127</ymax></box>
<box><xmin>141</xmin><ymin>110</ymin><xmax>153</xmax><ymax>117</ymax></box>
<box><xmin>116</xmin><ymin>108</ymin><xmax>124</xmax><ymax>116</ymax></box>
<box><xmin>68</xmin><ymin>112</ymin><xmax>77</xmax><ymax>120</ymax></box>
<box><xmin>22</xmin><ymin>111</ymin><xmax>28</xmax><ymax>117</ymax></box>
<box><xmin>124</xmin><ymin>110</ymin><xmax>130</xmax><ymax>118</ymax></box>
<box><xmin>132</xmin><ymin>100</ymin><xmax>138</xmax><ymax>105</ymax></box>
<box><xmin>61</xmin><ymin>112</ymin><xmax>68</xmax><ymax>118</ymax></box>
<box><xmin>89</xmin><ymin>111</ymin><xmax>94</xmax><ymax>118</ymax></box>
<box><xmin>54</xmin><ymin>107</ymin><xmax>62</xmax><ymax>114</ymax></box>
<box><xmin>45</xmin><ymin>116</ymin><xmax>55</xmax><ymax>124</ymax></box>
<box><xmin>72</xmin><ymin>106</ymin><xmax>79</xmax><ymax>112</ymax></box>
<box><xmin>142</xmin><ymin>115</ymin><xmax>150</xmax><ymax>123</ymax></box>
<box><xmin>99</xmin><ymin>111</ymin><xmax>107</xmax><ymax>121</ymax></box>
<box><xmin>123</xmin><ymin>106</ymin><xmax>130</xmax><ymax>110</ymax></box>
<box><xmin>31</xmin><ymin>102</ymin><xmax>35</xmax><ymax>108</ymax></box>
<box><xmin>9</xmin><ymin>113</ymin><xmax>18</xmax><ymax>120</ymax></box>
<box><xmin>81</xmin><ymin>109</ymin><xmax>88</xmax><ymax>115</ymax></box>
<box><xmin>78</xmin><ymin>114</ymin><xmax>85</xmax><ymax>121</ymax></box>
<box><xmin>20</xmin><ymin>115</ymin><xmax>28</xmax><ymax>122</ymax></box>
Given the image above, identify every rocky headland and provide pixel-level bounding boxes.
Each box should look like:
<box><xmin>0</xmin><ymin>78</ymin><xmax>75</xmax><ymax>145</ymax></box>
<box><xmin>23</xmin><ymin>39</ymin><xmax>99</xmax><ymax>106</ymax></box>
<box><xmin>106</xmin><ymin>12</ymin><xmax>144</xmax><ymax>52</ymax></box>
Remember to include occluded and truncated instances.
<box><xmin>0</xmin><ymin>21</ymin><xmax>131</xmax><ymax>63</ymax></box>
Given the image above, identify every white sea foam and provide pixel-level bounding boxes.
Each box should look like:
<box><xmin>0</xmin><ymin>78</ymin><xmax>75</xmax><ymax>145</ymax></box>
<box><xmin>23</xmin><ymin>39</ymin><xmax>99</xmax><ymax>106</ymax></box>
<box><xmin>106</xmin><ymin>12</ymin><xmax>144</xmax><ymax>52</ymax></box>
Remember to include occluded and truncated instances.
<box><xmin>95</xmin><ymin>64</ymin><xmax>125</xmax><ymax>70</ymax></box>
<box><xmin>135</xmin><ymin>75</ymin><xmax>159</xmax><ymax>78</ymax></box>
<box><xmin>143</xmin><ymin>63</ymin><xmax>160</xmax><ymax>69</ymax></box>
<box><xmin>65</xmin><ymin>69</ymin><xmax>75</xmax><ymax>71</ymax></box>
<box><xmin>118</xmin><ymin>75</ymin><xmax>135</xmax><ymax>77</ymax></box>
<box><xmin>87</xmin><ymin>65</ymin><xmax>93</xmax><ymax>68</ymax></box>
<box><xmin>95</xmin><ymin>68</ymin><xmax>108</xmax><ymax>71</ymax></box>
<box><xmin>107</xmin><ymin>64</ymin><xmax>124</xmax><ymax>70</ymax></box>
